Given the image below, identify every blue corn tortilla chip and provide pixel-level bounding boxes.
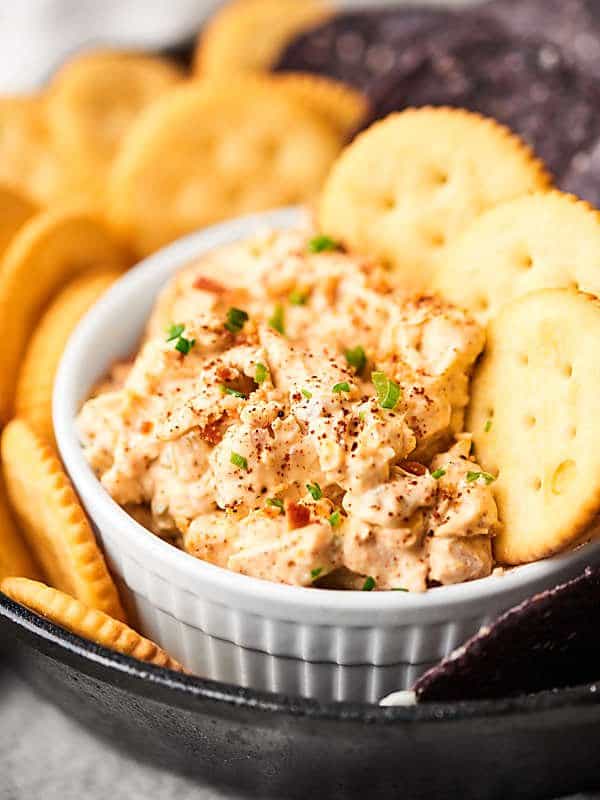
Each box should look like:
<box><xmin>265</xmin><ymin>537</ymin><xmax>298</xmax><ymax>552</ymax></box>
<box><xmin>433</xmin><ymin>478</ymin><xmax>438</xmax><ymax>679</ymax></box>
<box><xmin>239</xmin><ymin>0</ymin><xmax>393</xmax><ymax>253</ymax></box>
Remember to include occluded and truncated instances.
<box><xmin>415</xmin><ymin>566</ymin><xmax>600</xmax><ymax>702</ymax></box>
<box><xmin>483</xmin><ymin>0</ymin><xmax>600</xmax><ymax>80</ymax></box>
<box><xmin>273</xmin><ymin>6</ymin><xmax>461</xmax><ymax>93</ymax></box>
<box><xmin>361</xmin><ymin>31</ymin><xmax>600</xmax><ymax>200</ymax></box>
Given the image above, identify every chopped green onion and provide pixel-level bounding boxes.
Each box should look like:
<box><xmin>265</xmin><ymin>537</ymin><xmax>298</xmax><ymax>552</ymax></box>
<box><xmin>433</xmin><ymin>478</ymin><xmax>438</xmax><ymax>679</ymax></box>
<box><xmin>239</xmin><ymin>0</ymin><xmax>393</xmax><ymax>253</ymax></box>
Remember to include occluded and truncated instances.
<box><xmin>289</xmin><ymin>288</ymin><xmax>309</xmax><ymax>306</ymax></box>
<box><xmin>358</xmin><ymin>410</ymin><xmax>366</xmax><ymax>422</ymax></box>
<box><xmin>266</xmin><ymin>497</ymin><xmax>284</xmax><ymax>514</ymax></box>
<box><xmin>301</xmin><ymin>388</ymin><xmax>312</xmax><ymax>400</ymax></box>
<box><xmin>332</xmin><ymin>381</ymin><xmax>351</xmax><ymax>394</ymax></box>
<box><xmin>255</xmin><ymin>363</ymin><xmax>269</xmax><ymax>384</ymax></box>
<box><xmin>466</xmin><ymin>471</ymin><xmax>495</xmax><ymax>485</ymax></box>
<box><xmin>345</xmin><ymin>345</ymin><xmax>366</xmax><ymax>375</ymax></box>
<box><xmin>431</xmin><ymin>468</ymin><xmax>446</xmax><ymax>480</ymax></box>
<box><xmin>224</xmin><ymin>307</ymin><xmax>248</xmax><ymax>334</ymax></box>
<box><xmin>308</xmin><ymin>234</ymin><xmax>338</xmax><ymax>253</ymax></box>
<box><xmin>230</xmin><ymin>452</ymin><xmax>248</xmax><ymax>470</ymax></box>
<box><xmin>306</xmin><ymin>482</ymin><xmax>323</xmax><ymax>501</ymax></box>
<box><xmin>166</xmin><ymin>323</ymin><xmax>185</xmax><ymax>341</ymax></box>
<box><xmin>392</xmin><ymin>587</ymin><xmax>409</xmax><ymax>592</ymax></box>
<box><xmin>268</xmin><ymin>304</ymin><xmax>285</xmax><ymax>334</ymax></box>
<box><xmin>372</xmin><ymin>371</ymin><xmax>402</xmax><ymax>409</ymax></box>
<box><xmin>328</xmin><ymin>510</ymin><xmax>341</xmax><ymax>528</ymax></box>
<box><xmin>175</xmin><ymin>336</ymin><xmax>195</xmax><ymax>355</ymax></box>
<box><xmin>484</xmin><ymin>419</ymin><xmax>492</xmax><ymax>433</ymax></box>
<box><xmin>221</xmin><ymin>385</ymin><xmax>246</xmax><ymax>399</ymax></box>
<box><xmin>311</xmin><ymin>567</ymin><xmax>323</xmax><ymax>581</ymax></box>
<box><xmin>362</xmin><ymin>576</ymin><xmax>376</xmax><ymax>592</ymax></box>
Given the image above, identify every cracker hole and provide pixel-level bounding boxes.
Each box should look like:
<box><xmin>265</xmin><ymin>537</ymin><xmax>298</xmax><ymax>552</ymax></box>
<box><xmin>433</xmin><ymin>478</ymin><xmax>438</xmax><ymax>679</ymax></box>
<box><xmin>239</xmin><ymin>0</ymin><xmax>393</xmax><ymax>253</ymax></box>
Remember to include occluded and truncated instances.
<box><xmin>530</xmin><ymin>477</ymin><xmax>542</xmax><ymax>492</ymax></box>
<box><xmin>568</xmin><ymin>425</ymin><xmax>577</xmax><ymax>439</ymax></box>
<box><xmin>524</xmin><ymin>414</ymin><xmax>536</xmax><ymax>429</ymax></box>
<box><xmin>430</xmin><ymin>168</ymin><xmax>448</xmax><ymax>186</ymax></box>
<box><xmin>382</xmin><ymin>195</ymin><xmax>396</xmax><ymax>211</ymax></box>
<box><xmin>518</xmin><ymin>353</ymin><xmax>529</xmax><ymax>367</ymax></box>
<box><xmin>477</xmin><ymin>296</ymin><xmax>490</xmax><ymax>312</ymax></box>
<box><xmin>429</xmin><ymin>231</ymin><xmax>446</xmax><ymax>248</ymax></box>
<box><xmin>551</xmin><ymin>460</ymin><xmax>576</xmax><ymax>495</ymax></box>
<box><xmin>519</xmin><ymin>253</ymin><xmax>533</xmax><ymax>270</ymax></box>
<box><xmin>563</xmin><ymin>363</ymin><xmax>573</xmax><ymax>378</ymax></box>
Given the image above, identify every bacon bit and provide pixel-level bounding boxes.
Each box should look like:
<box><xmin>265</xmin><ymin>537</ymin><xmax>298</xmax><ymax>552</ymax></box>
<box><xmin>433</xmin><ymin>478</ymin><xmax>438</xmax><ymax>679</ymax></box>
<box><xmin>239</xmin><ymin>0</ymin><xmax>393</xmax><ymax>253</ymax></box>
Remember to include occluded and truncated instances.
<box><xmin>399</xmin><ymin>460</ymin><xmax>427</xmax><ymax>477</ymax></box>
<box><xmin>216</xmin><ymin>365</ymin><xmax>236</xmax><ymax>382</ymax></box>
<box><xmin>192</xmin><ymin>275</ymin><xmax>225</xmax><ymax>293</ymax></box>
<box><xmin>139</xmin><ymin>420</ymin><xmax>153</xmax><ymax>435</ymax></box>
<box><xmin>286</xmin><ymin>502</ymin><xmax>310</xmax><ymax>531</ymax></box>
<box><xmin>199</xmin><ymin>418</ymin><xmax>225</xmax><ymax>446</ymax></box>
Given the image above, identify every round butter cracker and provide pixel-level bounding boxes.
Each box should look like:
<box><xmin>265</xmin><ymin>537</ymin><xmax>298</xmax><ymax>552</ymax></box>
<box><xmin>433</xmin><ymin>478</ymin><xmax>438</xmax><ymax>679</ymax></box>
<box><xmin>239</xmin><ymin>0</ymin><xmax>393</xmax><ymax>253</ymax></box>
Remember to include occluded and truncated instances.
<box><xmin>48</xmin><ymin>50</ymin><xmax>184</xmax><ymax>207</ymax></box>
<box><xmin>467</xmin><ymin>288</ymin><xmax>600</xmax><ymax>565</ymax></box>
<box><xmin>1</xmin><ymin>419</ymin><xmax>126</xmax><ymax>621</ymax></box>
<box><xmin>1</xmin><ymin>577</ymin><xmax>182</xmax><ymax>672</ymax></box>
<box><xmin>0</xmin><ymin>184</ymin><xmax>37</xmax><ymax>260</ymax></box>
<box><xmin>109</xmin><ymin>79</ymin><xmax>341</xmax><ymax>255</ymax></box>
<box><xmin>318</xmin><ymin>107</ymin><xmax>550</xmax><ymax>291</ymax></box>
<box><xmin>0</xmin><ymin>207</ymin><xmax>128</xmax><ymax>424</ymax></box>
<box><xmin>0</xmin><ymin>471</ymin><xmax>41</xmax><ymax>583</ymax></box>
<box><xmin>196</xmin><ymin>0</ymin><xmax>332</xmax><ymax>75</ymax></box>
<box><xmin>435</xmin><ymin>191</ymin><xmax>600</xmax><ymax>323</ymax></box>
<box><xmin>15</xmin><ymin>268</ymin><xmax>121</xmax><ymax>443</ymax></box>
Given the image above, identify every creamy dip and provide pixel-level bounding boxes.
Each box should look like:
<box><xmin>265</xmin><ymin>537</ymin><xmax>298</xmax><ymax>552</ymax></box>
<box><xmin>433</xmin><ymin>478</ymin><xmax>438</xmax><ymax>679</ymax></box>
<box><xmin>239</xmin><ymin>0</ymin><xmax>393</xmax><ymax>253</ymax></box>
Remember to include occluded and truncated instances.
<box><xmin>78</xmin><ymin>227</ymin><xmax>498</xmax><ymax>592</ymax></box>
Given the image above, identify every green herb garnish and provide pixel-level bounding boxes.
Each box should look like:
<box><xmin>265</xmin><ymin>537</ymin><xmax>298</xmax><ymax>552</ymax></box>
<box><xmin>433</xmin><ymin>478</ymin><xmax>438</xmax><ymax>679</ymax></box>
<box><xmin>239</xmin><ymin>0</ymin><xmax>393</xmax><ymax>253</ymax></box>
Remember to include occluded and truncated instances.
<box><xmin>266</xmin><ymin>497</ymin><xmax>284</xmax><ymax>514</ymax></box>
<box><xmin>311</xmin><ymin>567</ymin><xmax>323</xmax><ymax>581</ymax></box>
<box><xmin>221</xmin><ymin>385</ymin><xmax>246</xmax><ymax>399</ymax></box>
<box><xmin>431</xmin><ymin>468</ymin><xmax>446</xmax><ymax>480</ymax></box>
<box><xmin>362</xmin><ymin>576</ymin><xmax>376</xmax><ymax>592</ymax></box>
<box><xmin>466</xmin><ymin>471</ymin><xmax>495</xmax><ymax>485</ymax></box>
<box><xmin>166</xmin><ymin>323</ymin><xmax>185</xmax><ymax>341</ymax></box>
<box><xmin>484</xmin><ymin>419</ymin><xmax>492</xmax><ymax>433</ymax></box>
<box><xmin>328</xmin><ymin>510</ymin><xmax>341</xmax><ymax>528</ymax></box>
<box><xmin>289</xmin><ymin>288</ymin><xmax>309</xmax><ymax>306</ymax></box>
<box><xmin>372</xmin><ymin>371</ymin><xmax>402</xmax><ymax>409</ymax></box>
<box><xmin>332</xmin><ymin>381</ymin><xmax>351</xmax><ymax>394</ymax></box>
<box><xmin>268</xmin><ymin>303</ymin><xmax>285</xmax><ymax>334</ymax></box>
<box><xmin>301</xmin><ymin>388</ymin><xmax>312</xmax><ymax>400</ymax></box>
<box><xmin>308</xmin><ymin>234</ymin><xmax>338</xmax><ymax>253</ymax></box>
<box><xmin>255</xmin><ymin>362</ymin><xmax>269</xmax><ymax>384</ymax></box>
<box><xmin>230</xmin><ymin>452</ymin><xmax>248</xmax><ymax>470</ymax></box>
<box><xmin>392</xmin><ymin>587</ymin><xmax>409</xmax><ymax>592</ymax></box>
<box><xmin>306</xmin><ymin>482</ymin><xmax>323</xmax><ymax>501</ymax></box>
<box><xmin>224</xmin><ymin>307</ymin><xmax>248</xmax><ymax>334</ymax></box>
<box><xmin>166</xmin><ymin>323</ymin><xmax>195</xmax><ymax>356</ymax></box>
<box><xmin>345</xmin><ymin>345</ymin><xmax>366</xmax><ymax>375</ymax></box>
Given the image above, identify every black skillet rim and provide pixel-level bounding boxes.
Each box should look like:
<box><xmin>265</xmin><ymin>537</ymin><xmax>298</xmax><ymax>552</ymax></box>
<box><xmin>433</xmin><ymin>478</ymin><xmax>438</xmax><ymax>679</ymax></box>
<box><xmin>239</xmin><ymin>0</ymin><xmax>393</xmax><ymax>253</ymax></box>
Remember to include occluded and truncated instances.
<box><xmin>2</xmin><ymin>592</ymin><xmax>600</xmax><ymax>725</ymax></box>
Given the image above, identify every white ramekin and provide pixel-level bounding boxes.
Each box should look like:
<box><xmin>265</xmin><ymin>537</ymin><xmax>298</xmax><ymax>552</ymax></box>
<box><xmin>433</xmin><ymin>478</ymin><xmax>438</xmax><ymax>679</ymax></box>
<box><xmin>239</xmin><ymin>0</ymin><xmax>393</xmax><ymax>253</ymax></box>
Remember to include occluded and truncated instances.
<box><xmin>54</xmin><ymin>207</ymin><xmax>600</xmax><ymax>703</ymax></box>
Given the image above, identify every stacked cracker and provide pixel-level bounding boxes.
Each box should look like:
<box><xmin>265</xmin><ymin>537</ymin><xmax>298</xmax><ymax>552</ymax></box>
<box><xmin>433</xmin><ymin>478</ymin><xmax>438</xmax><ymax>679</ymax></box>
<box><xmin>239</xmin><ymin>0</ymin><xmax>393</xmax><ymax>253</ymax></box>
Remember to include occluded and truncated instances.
<box><xmin>2</xmin><ymin>0</ymin><xmax>600</xmax><ymax>673</ymax></box>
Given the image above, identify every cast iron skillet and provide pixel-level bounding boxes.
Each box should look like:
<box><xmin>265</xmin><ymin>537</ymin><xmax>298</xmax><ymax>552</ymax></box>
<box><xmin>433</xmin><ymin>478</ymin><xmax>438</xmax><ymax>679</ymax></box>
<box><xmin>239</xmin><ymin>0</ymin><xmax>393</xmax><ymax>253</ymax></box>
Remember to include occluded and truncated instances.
<box><xmin>1</xmin><ymin>592</ymin><xmax>600</xmax><ymax>799</ymax></box>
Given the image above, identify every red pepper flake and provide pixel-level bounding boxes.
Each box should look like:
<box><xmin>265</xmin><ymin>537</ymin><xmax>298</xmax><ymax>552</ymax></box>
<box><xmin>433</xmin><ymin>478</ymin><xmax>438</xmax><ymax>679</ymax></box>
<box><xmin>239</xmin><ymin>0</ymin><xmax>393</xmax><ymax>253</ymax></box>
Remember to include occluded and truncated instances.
<box><xmin>399</xmin><ymin>460</ymin><xmax>427</xmax><ymax>477</ymax></box>
<box><xmin>192</xmin><ymin>275</ymin><xmax>226</xmax><ymax>293</ymax></box>
<box><xmin>286</xmin><ymin>502</ymin><xmax>310</xmax><ymax>531</ymax></box>
<box><xmin>199</xmin><ymin>418</ymin><xmax>225</xmax><ymax>446</ymax></box>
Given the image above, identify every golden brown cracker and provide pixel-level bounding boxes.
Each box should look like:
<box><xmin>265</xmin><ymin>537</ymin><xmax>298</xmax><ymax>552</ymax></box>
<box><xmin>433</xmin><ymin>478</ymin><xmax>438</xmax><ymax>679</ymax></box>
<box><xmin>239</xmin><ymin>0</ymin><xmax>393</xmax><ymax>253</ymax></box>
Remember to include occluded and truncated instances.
<box><xmin>436</xmin><ymin>191</ymin><xmax>600</xmax><ymax>323</ymax></box>
<box><xmin>1</xmin><ymin>419</ymin><xmax>126</xmax><ymax>621</ymax></box>
<box><xmin>109</xmin><ymin>79</ymin><xmax>342</xmax><ymax>255</ymax></box>
<box><xmin>0</xmin><ymin>95</ymin><xmax>67</xmax><ymax>204</ymax></box>
<box><xmin>0</xmin><ymin>207</ymin><xmax>128</xmax><ymax>424</ymax></box>
<box><xmin>196</xmin><ymin>0</ymin><xmax>332</xmax><ymax>75</ymax></box>
<box><xmin>15</xmin><ymin>268</ymin><xmax>121</xmax><ymax>443</ymax></box>
<box><xmin>0</xmin><ymin>183</ymin><xmax>37</xmax><ymax>259</ymax></box>
<box><xmin>1</xmin><ymin>577</ymin><xmax>183</xmax><ymax>671</ymax></box>
<box><xmin>0</xmin><ymin>471</ymin><xmax>41</xmax><ymax>582</ymax></box>
<box><xmin>269</xmin><ymin>72</ymin><xmax>369</xmax><ymax>138</ymax></box>
<box><xmin>48</xmin><ymin>50</ymin><xmax>184</xmax><ymax>206</ymax></box>
<box><xmin>467</xmin><ymin>289</ymin><xmax>600</xmax><ymax>564</ymax></box>
<box><xmin>318</xmin><ymin>107</ymin><xmax>550</xmax><ymax>291</ymax></box>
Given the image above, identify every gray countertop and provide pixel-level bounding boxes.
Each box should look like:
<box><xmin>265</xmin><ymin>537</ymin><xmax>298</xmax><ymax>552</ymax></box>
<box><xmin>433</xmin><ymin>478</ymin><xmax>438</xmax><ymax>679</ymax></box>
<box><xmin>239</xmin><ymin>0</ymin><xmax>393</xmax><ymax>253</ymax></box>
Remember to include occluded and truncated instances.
<box><xmin>0</xmin><ymin>666</ymin><xmax>238</xmax><ymax>800</ymax></box>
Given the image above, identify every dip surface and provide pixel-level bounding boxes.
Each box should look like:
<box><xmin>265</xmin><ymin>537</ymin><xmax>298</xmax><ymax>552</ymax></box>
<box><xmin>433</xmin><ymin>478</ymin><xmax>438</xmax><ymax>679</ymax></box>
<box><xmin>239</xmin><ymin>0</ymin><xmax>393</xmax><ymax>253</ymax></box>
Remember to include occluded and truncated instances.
<box><xmin>78</xmin><ymin>227</ymin><xmax>498</xmax><ymax>591</ymax></box>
